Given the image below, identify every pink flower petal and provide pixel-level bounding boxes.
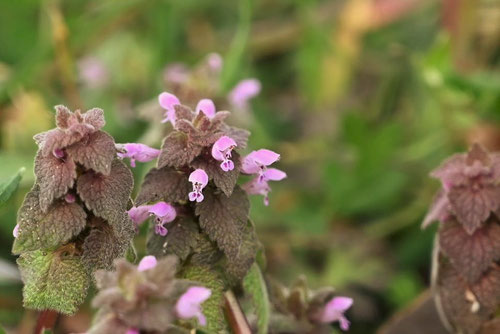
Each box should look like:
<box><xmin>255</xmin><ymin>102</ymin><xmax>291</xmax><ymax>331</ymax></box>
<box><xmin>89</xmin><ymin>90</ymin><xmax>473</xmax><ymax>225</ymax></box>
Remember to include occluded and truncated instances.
<box><xmin>159</xmin><ymin>92</ymin><xmax>180</xmax><ymax>124</ymax></box>
<box><xmin>128</xmin><ymin>205</ymin><xmax>152</xmax><ymax>225</ymax></box>
<box><xmin>138</xmin><ymin>255</ymin><xmax>157</xmax><ymax>271</ymax></box>
<box><xmin>319</xmin><ymin>296</ymin><xmax>353</xmax><ymax>327</ymax></box>
<box><xmin>148</xmin><ymin>202</ymin><xmax>176</xmax><ymax>223</ymax></box>
<box><xmin>189</xmin><ymin>169</ymin><xmax>209</xmax><ymax>187</ymax></box>
<box><xmin>211</xmin><ymin>136</ymin><xmax>237</xmax><ymax>162</ymax></box>
<box><xmin>206</xmin><ymin>53</ymin><xmax>223</xmax><ymax>72</ymax></box>
<box><xmin>263</xmin><ymin>168</ymin><xmax>287</xmax><ymax>181</ymax></box>
<box><xmin>241</xmin><ymin>149</ymin><xmax>280</xmax><ymax>174</ymax></box>
<box><xmin>125</xmin><ymin>328</ymin><xmax>139</xmax><ymax>334</ymax></box>
<box><xmin>118</xmin><ymin>143</ymin><xmax>160</xmax><ymax>167</ymax></box>
<box><xmin>330</xmin><ymin>297</ymin><xmax>353</xmax><ymax>312</ymax></box>
<box><xmin>176</xmin><ymin>286</ymin><xmax>211</xmax><ymax>326</ymax></box>
<box><xmin>228</xmin><ymin>78</ymin><xmax>261</xmax><ymax>110</ymax></box>
<box><xmin>13</xmin><ymin>224</ymin><xmax>19</xmax><ymax>238</ymax></box>
<box><xmin>195</xmin><ymin>99</ymin><xmax>216</xmax><ymax>118</ymax></box>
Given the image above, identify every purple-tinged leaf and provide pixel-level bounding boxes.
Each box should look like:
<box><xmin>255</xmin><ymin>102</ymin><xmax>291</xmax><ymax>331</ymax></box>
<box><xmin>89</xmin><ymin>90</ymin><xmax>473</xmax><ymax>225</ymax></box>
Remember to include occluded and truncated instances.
<box><xmin>83</xmin><ymin>108</ymin><xmax>105</xmax><ymax>131</ymax></box>
<box><xmin>174</xmin><ymin>104</ymin><xmax>195</xmax><ymax>122</ymax></box>
<box><xmin>430</xmin><ymin>154</ymin><xmax>468</xmax><ymax>188</ymax></box>
<box><xmin>439</xmin><ymin>220</ymin><xmax>500</xmax><ymax>282</ymax></box>
<box><xmin>34</xmin><ymin>150</ymin><xmax>77</xmax><ymax>212</ymax></box>
<box><xmin>221</xmin><ymin>125</ymin><xmax>250</xmax><ymax>149</ymax></box>
<box><xmin>77</xmin><ymin>159</ymin><xmax>133</xmax><ymax>226</ymax></box>
<box><xmin>466</xmin><ymin>143</ymin><xmax>491</xmax><ymax>167</ymax></box>
<box><xmin>422</xmin><ymin>190</ymin><xmax>451</xmax><ymax>229</ymax></box>
<box><xmin>448</xmin><ymin>184</ymin><xmax>500</xmax><ymax>234</ymax></box>
<box><xmin>147</xmin><ymin>217</ymin><xmax>199</xmax><ymax>261</ymax></box>
<box><xmin>157</xmin><ymin>131</ymin><xmax>203</xmax><ymax>168</ymax></box>
<box><xmin>66</xmin><ymin>131</ymin><xmax>116</xmax><ymax>175</ymax></box>
<box><xmin>470</xmin><ymin>267</ymin><xmax>500</xmax><ymax>311</ymax></box>
<box><xmin>55</xmin><ymin>105</ymin><xmax>73</xmax><ymax>129</ymax></box>
<box><xmin>190</xmin><ymin>234</ymin><xmax>224</xmax><ymax>266</ymax></box>
<box><xmin>135</xmin><ymin>166</ymin><xmax>190</xmax><ymax>205</ymax></box>
<box><xmin>191</xmin><ymin>151</ymin><xmax>241</xmax><ymax>197</ymax></box>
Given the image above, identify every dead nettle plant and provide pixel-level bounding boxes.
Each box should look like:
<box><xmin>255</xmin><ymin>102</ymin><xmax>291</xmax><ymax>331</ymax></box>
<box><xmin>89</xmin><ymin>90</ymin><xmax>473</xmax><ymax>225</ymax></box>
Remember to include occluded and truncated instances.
<box><xmin>99</xmin><ymin>91</ymin><xmax>354</xmax><ymax>334</ymax></box>
<box><xmin>12</xmin><ymin>106</ymin><xmax>135</xmax><ymax>315</ymax></box>
<box><xmin>423</xmin><ymin>144</ymin><xmax>500</xmax><ymax>334</ymax></box>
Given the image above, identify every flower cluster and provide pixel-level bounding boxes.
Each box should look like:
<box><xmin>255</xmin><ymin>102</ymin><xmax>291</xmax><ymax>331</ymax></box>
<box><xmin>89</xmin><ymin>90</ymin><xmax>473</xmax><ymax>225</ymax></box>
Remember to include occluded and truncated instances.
<box><xmin>12</xmin><ymin>106</ymin><xmax>135</xmax><ymax>315</ymax></box>
<box><xmin>423</xmin><ymin>144</ymin><xmax>500</xmax><ymax>333</ymax></box>
<box><xmin>88</xmin><ymin>255</ymin><xmax>211</xmax><ymax>334</ymax></box>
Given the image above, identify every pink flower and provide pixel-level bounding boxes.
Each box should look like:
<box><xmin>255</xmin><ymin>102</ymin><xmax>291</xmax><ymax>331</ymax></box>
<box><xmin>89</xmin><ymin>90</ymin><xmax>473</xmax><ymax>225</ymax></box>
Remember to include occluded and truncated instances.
<box><xmin>195</xmin><ymin>99</ymin><xmax>216</xmax><ymax>118</ymax></box>
<box><xmin>53</xmin><ymin>148</ymin><xmax>65</xmax><ymax>159</ymax></box>
<box><xmin>188</xmin><ymin>169</ymin><xmax>209</xmax><ymax>202</ymax></box>
<box><xmin>78</xmin><ymin>56</ymin><xmax>109</xmax><ymax>89</ymax></box>
<box><xmin>164</xmin><ymin>63</ymin><xmax>189</xmax><ymax>84</ymax></box>
<box><xmin>148</xmin><ymin>202</ymin><xmax>177</xmax><ymax>236</ymax></box>
<box><xmin>13</xmin><ymin>224</ymin><xmax>19</xmax><ymax>238</ymax></box>
<box><xmin>65</xmin><ymin>193</ymin><xmax>76</xmax><ymax>203</ymax></box>
<box><xmin>241</xmin><ymin>149</ymin><xmax>286</xmax><ymax>205</ymax></box>
<box><xmin>159</xmin><ymin>92</ymin><xmax>181</xmax><ymax>125</ymax></box>
<box><xmin>206</xmin><ymin>53</ymin><xmax>223</xmax><ymax>72</ymax></box>
<box><xmin>211</xmin><ymin>136</ymin><xmax>237</xmax><ymax>171</ymax></box>
<box><xmin>228</xmin><ymin>78</ymin><xmax>261</xmax><ymax>110</ymax></box>
<box><xmin>117</xmin><ymin>143</ymin><xmax>160</xmax><ymax>168</ymax></box>
<box><xmin>176</xmin><ymin>286</ymin><xmax>211</xmax><ymax>326</ymax></box>
<box><xmin>125</xmin><ymin>328</ymin><xmax>139</xmax><ymax>334</ymax></box>
<box><xmin>137</xmin><ymin>255</ymin><xmax>157</xmax><ymax>272</ymax></box>
<box><xmin>128</xmin><ymin>205</ymin><xmax>152</xmax><ymax>226</ymax></box>
<box><xmin>319</xmin><ymin>296</ymin><xmax>353</xmax><ymax>331</ymax></box>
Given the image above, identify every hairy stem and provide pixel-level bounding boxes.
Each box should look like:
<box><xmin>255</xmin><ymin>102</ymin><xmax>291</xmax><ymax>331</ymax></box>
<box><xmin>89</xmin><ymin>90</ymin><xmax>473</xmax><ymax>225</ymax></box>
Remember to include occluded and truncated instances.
<box><xmin>224</xmin><ymin>290</ymin><xmax>252</xmax><ymax>334</ymax></box>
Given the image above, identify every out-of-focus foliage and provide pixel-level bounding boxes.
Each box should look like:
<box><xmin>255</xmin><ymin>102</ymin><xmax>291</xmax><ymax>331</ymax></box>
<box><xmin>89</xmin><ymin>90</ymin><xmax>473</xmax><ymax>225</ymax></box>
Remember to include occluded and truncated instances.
<box><xmin>0</xmin><ymin>0</ymin><xmax>499</xmax><ymax>333</ymax></box>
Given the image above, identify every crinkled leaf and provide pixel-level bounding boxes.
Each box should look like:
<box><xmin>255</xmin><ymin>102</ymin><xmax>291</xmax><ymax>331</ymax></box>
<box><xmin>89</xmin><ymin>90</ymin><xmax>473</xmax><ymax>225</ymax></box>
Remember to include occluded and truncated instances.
<box><xmin>135</xmin><ymin>166</ymin><xmax>190</xmax><ymax>205</ymax></box>
<box><xmin>55</xmin><ymin>105</ymin><xmax>73</xmax><ymax>129</ymax></box>
<box><xmin>13</xmin><ymin>189</ymin><xmax>87</xmax><ymax>253</ymax></box>
<box><xmin>222</xmin><ymin>124</ymin><xmax>250</xmax><ymax>149</ymax></box>
<box><xmin>422</xmin><ymin>190</ymin><xmax>450</xmax><ymax>229</ymax></box>
<box><xmin>439</xmin><ymin>220</ymin><xmax>500</xmax><ymax>282</ymax></box>
<box><xmin>18</xmin><ymin>250</ymin><xmax>90</xmax><ymax>315</ymax></box>
<box><xmin>195</xmin><ymin>186</ymin><xmax>249</xmax><ymax>270</ymax></box>
<box><xmin>157</xmin><ymin>131</ymin><xmax>203</xmax><ymax>168</ymax></box>
<box><xmin>448</xmin><ymin>185</ymin><xmax>500</xmax><ymax>234</ymax></box>
<box><xmin>227</xmin><ymin>222</ymin><xmax>258</xmax><ymax>280</ymax></box>
<box><xmin>77</xmin><ymin>159</ymin><xmax>133</xmax><ymax>226</ymax></box>
<box><xmin>180</xmin><ymin>265</ymin><xmax>228</xmax><ymax>333</ymax></box>
<box><xmin>82</xmin><ymin>216</ymin><xmax>134</xmax><ymax>271</ymax></box>
<box><xmin>35</xmin><ymin>128</ymin><xmax>86</xmax><ymax>157</ymax></box>
<box><xmin>88</xmin><ymin>310</ymin><xmax>129</xmax><ymax>334</ymax></box>
<box><xmin>190</xmin><ymin>233</ymin><xmax>224</xmax><ymax>266</ymax></box>
<box><xmin>83</xmin><ymin>108</ymin><xmax>105</xmax><ymax>131</ymax></box>
<box><xmin>470</xmin><ymin>267</ymin><xmax>500</xmax><ymax>311</ymax></box>
<box><xmin>0</xmin><ymin>168</ymin><xmax>24</xmax><ymax>207</ymax></box>
<box><xmin>243</xmin><ymin>264</ymin><xmax>270</xmax><ymax>334</ymax></box>
<box><xmin>174</xmin><ymin>104</ymin><xmax>195</xmax><ymax>122</ymax></box>
<box><xmin>437</xmin><ymin>260</ymin><xmax>495</xmax><ymax>334</ymax></box>
<box><xmin>176</xmin><ymin>110</ymin><xmax>229</xmax><ymax>148</ymax></box>
<box><xmin>35</xmin><ymin>150</ymin><xmax>77</xmax><ymax>212</ymax></box>
<box><xmin>66</xmin><ymin>131</ymin><xmax>116</xmax><ymax>175</ymax></box>
<box><xmin>191</xmin><ymin>151</ymin><xmax>241</xmax><ymax>196</ymax></box>
<box><xmin>466</xmin><ymin>143</ymin><xmax>491</xmax><ymax>166</ymax></box>
<box><xmin>147</xmin><ymin>217</ymin><xmax>199</xmax><ymax>261</ymax></box>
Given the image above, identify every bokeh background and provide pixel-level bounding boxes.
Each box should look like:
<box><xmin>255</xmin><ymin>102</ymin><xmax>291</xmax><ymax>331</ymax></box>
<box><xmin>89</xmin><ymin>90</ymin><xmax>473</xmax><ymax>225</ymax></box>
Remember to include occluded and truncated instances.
<box><xmin>0</xmin><ymin>0</ymin><xmax>499</xmax><ymax>333</ymax></box>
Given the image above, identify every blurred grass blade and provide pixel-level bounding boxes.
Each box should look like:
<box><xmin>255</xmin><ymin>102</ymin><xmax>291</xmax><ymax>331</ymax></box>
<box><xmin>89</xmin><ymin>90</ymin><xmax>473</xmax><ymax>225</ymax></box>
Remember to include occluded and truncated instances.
<box><xmin>0</xmin><ymin>167</ymin><xmax>25</xmax><ymax>206</ymax></box>
<box><xmin>243</xmin><ymin>263</ymin><xmax>270</xmax><ymax>334</ymax></box>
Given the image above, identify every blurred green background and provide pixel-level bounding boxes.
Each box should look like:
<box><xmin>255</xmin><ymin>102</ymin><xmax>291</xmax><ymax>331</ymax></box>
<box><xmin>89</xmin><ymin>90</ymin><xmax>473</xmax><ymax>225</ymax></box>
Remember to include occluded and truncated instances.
<box><xmin>0</xmin><ymin>0</ymin><xmax>499</xmax><ymax>333</ymax></box>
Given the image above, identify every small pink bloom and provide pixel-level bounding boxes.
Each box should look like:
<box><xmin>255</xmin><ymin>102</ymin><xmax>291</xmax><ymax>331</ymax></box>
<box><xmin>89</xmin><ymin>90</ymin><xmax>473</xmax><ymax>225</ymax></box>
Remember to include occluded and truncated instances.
<box><xmin>206</xmin><ymin>53</ymin><xmax>223</xmax><ymax>72</ymax></box>
<box><xmin>241</xmin><ymin>149</ymin><xmax>280</xmax><ymax>174</ymax></box>
<box><xmin>78</xmin><ymin>56</ymin><xmax>109</xmax><ymax>89</ymax></box>
<box><xmin>125</xmin><ymin>328</ymin><xmax>139</xmax><ymax>334</ymax></box>
<box><xmin>53</xmin><ymin>148</ymin><xmax>65</xmax><ymax>159</ymax></box>
<box><xmin>189</xmin><ymin>169</ymin><xmax>209</xmax><ymax>202</ymax></box>
<box><xmin>195</xmin><ymin>99</ymin><xmax>216</xmax><ymax>118</ymax></box>
<box><xmin>13</xmin><ymin>224</ymin><xmax>19</xmax><ymax>238</ymax></box>
<box><xmin>117</xmin><ymin>143</ymin><xmax>160</xmax><ymax>168</ymax></box>
<box><xmin>65</xmin><ymin>193</ymin><xmax>76</xmax><ymax>203</ymax></box>
<box><xmin>319</xmin><ymin>296</ymin><xmax>353</xmax><ymax>331</ymax></box>
<box><xmin>176</xmin><ymin>286</ymin><xmax>212</xmax><ymax>326</ymax></box>
<box><xmin>159</xmin><ymin>92</ymin><xmax>180</xmax><ymax>125</ymax></box>
<box><xmin>212</xmin><ymin>136</ymin><xmax>237</xmax><ymax>171</ymax></box>
<box><xmin>243</xmin><ymin>178</ymin><xmax>271</xmax><ymax>206</ymax></box>
<box><xmin>138</xmin><ymin>255</ymin><xmax>157</xmax><ymax>272</ymax></box>
<box><xmin>228</xmin><ymin>78</ymin><xmax>261</xmax><ymax>110</ymax></box>
<box><xmin>128</xmin><ymin>205</ymin><xmax>152</xmax><ymax>226</ymax></box>
<box><xmin>164</xmin><ymin>63</ymin><xmax>189</xmax><ymax>84</ymax></box>
<box><xmin>149</xmin><ymin>202</ymin><xmax>176</xmax><ymax>236</ymax></box>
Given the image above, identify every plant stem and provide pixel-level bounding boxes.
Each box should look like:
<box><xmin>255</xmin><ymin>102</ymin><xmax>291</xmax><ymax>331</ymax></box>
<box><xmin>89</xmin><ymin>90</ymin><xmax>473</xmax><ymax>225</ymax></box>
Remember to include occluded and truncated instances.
<box><xmin>34</xmin><ymin>310</ymin><xmax>59</xmax><ymax>334</ymax></box>
<box><xmin>224</xmin><ymin>290</ymin><xmax>252</xmax><ymax>334</ymax></box>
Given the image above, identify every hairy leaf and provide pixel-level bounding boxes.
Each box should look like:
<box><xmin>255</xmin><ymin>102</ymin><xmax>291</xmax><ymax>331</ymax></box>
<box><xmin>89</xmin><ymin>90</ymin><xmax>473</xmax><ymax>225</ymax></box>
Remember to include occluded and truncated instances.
<box><xmin>77</xmin><ymin>159</ymin><xmax>133</xmax><ymax>226</ymax></box>
<box><xmin>35</xmin><ymin>128</ymin><xmax>86</xmax><ymax>157</ymax></box>
<box><xmin>470</xmin><ymin>267</ymin><xmax>500</xmax><ymax>311</ymax></box>
<box><xmin>190</xmin><ymin>233</ymin><xmax>224</xmax><ymax>266</ymax></box>
<box><xmin>35</xmin><ymin>151</ymin><xmax>77</xmax><ymax>212</ymax></box>
<box><xmin>83</xmin><ymin>108</ymin><xmax>105</xmax><ymax>130</ymax></box>
<box><xmin>135</xmin><ymin>167</ymin><xmax>190</xmax><ymax>205</ymax></box>
<box><xmin>222</xmin><ymin>124</ymin><xmax>250</xmax><ymax>149</ymax></box>
<box><xmin>195</xmin><ymin>186</ymin><xmax>250</xmax><ymax>270</ymax></box>
<box><xmin>448</xmin><ymin>184</ymin><xmax>500</xmax><ymax>234</ymax></box>
<box><xmin>66</xmin><ymin>131</ymin><xmax>116</xmax><ymax>175</ymax></box>
<box><xmin>440</xmin><ymin>219</ymin><xmax>500</xmax><ymax>283</ymax></box>
<box><xmin>13</xmin><ymin>190</ymin><xmax>87</xmax><ymax>253</ymax></box>
<box><xmin>157</xmin><ymin>131</ymin><xmax>203</xmax><ymax>168</ymax></box>
<box><xmin>0</xmin><ymin>168</ymin><xmax>24</xmax><ymax>207</ymax></box>
<box><xmin>243</xmin><ymin>264</ymin><xmax>270</xmax><ymax>334</ymax></box>
<box><xmin>227</xmin><ymin>222</ymin><xmax>258</xmax><ymax>280</ymax></box>
<box><xmin>180</xmin><ymin>265</ymin><xmax>228</xmax><ymax>333</ymax></box>
<box><xmin>421</xmin><ymin>190</ymin><xmax>450</xmax><ymax>229</ymax></box>
<box><xmin>191</xmin><ymin>151</ymin><xmax>241</xmax><ymax>196</ymax></box>
<box><xmin>147</xmin><ymin>217</ymin><xmax>199</xmax><ymax>261</ymax></box>
<box><xmin>18</xmin><ymin>250</ymin><xmax>90</xmax><ymax>315</ymax></box>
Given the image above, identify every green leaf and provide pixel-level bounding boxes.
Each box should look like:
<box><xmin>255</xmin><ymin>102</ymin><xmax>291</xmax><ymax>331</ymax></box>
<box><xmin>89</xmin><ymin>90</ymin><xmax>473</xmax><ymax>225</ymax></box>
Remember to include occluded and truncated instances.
<box><xmin>243</xmin><ymin>264</ymin><xmax>270</xmax><ymax>334</ymax></box>
<box><xmin>18</xmin><ymin>250</ymin><xmax>90</xmax><ymax>315</ymax></box>
<box><xmin>0</xmin><ymin>167</ymin><xmax>24</xmax><ymax>206</ymax></box>
<box><xmin>180</xmin><ymin>265</ymin><xmax>228</xmax><ymax>333</ymax></box>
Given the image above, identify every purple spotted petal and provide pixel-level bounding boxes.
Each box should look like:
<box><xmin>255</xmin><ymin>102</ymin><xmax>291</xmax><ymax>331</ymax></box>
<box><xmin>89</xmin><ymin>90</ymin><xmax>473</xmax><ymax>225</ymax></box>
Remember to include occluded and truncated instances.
<box><xmin>176</xmin><ymin>286</ymin><xmax>212</xmax><ymax>326</ymax></box>
<box><xmin>155</xmin><ymin>224</ymin><xmax>168</xmax><ymax>236</ymax></box>
<box><xmin>241</xmin><ymin>149</ymin><xmax>280</xmax><ymax>174</ymax></box>
<box><xmin>221</xmin><ymin>160</ymin><xmax>235</xmax><ymax>172</ymax></box>
<box><xmin>13</xmin><ymin>224</ymin><xmax>19</xmax><ymax>238</ymax></box>
<box><xmin>195</xmin><ymin>99</ymin><xmax>216</xmax><ymax>118</ymax></box>
<box><xmin>65</xmin><ymin>193</ymin><xmax>76</xmax><ymax>203</ymax></box>
<box><xmin>138</xmin><ymin>255</ymin><xmax>157</xmax><ymax>271</ymax></box>
<box><xmin>189</xmin><ymin>169</ymin><xmax>209</xmax><ymax>187</ymax></box>
<box><xmin>228</xmin><ymin>78</ymin><xmax>261</xmax><ymax>110</ymax></box>
<box><xmin>148</xmin><ymin>202</ymin><xmax>176</xmax><ymax>223</ymax></box>
<box><xmin>211</xmin><ymin>136</ymin><xmax>237</xmax><ymax>161</ymax></box>
<box><xmin>128</xmin><ymin>205</ymin><xmax>152</xmax><ymax>226</ymax></box>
